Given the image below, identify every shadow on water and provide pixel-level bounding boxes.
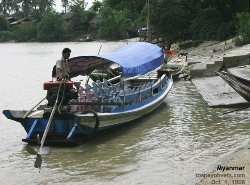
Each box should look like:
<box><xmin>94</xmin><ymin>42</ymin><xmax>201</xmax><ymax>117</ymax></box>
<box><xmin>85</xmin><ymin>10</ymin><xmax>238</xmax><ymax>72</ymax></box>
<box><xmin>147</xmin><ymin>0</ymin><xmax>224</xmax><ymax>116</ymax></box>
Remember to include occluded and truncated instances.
<box><xmin>86</xmin><ymin>102</ymin><xmax>171</xmax><ymax>145</ymax></box>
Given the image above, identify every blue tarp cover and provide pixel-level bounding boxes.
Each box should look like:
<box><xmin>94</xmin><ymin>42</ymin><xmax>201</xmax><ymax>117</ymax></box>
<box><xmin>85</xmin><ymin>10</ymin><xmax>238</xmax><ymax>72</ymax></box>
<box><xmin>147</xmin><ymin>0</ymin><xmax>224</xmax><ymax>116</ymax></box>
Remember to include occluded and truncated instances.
<box><xmin>68</xmin><ymin>42</ymin><xmax>164</xmax><ymax>78</ymax></box>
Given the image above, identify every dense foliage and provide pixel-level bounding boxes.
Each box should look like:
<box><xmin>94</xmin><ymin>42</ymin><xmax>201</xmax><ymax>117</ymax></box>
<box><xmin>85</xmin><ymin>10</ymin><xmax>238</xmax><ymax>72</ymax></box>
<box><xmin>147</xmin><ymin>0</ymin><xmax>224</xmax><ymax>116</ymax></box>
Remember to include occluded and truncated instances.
<box><xmin>0</xmin><ymin>15</ymin><xmax>9</xmax><ymax>31</ymax></box>
<box><xmin>97</xmin><ymin>7</ymin><xmax>130</xmax><ymax>40</ymax></box>
<box><xmin>235</xmin><ymin>12</ymin><xmax>250</xmax><ymax>46</ymax></box>
<box><xmin>100</xmin><ymin>0</ymin><xmax>249</xmax><ymax>43</ymax></box>
<box><xmin>70</xmin><ymin>0</ymin><xmax>88</xmax><ymax>33</ymax></box>
<box><xmin>0</xmin><ymin>0</ymin><xmax>249</xmax><ymax>43</ymax></box>
<box><xmin>37</xmin><ymin>10</ymin><xmax>69</xmax><ymax>42</ymax></box>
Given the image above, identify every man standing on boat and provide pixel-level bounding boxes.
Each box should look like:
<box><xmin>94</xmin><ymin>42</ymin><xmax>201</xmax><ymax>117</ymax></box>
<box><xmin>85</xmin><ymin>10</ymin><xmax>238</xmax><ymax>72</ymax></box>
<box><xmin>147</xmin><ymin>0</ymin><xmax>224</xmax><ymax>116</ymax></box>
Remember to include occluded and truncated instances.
<box><xmin>56</xmin><ymin>48</ymin><xmax>71</xmax><ymax>81</ymax></box>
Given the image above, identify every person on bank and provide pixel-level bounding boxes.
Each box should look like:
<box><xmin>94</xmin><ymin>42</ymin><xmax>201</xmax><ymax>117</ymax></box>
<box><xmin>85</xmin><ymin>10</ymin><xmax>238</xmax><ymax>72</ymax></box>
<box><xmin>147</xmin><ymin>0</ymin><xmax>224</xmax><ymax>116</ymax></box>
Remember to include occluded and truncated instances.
<box><xmin>162</xmin><ymin>43</ymin><xmax>177</xmax><ymax>68</ymax></box>
<box><xmin>56</xmin><ymin>48</ymin><xmax>71</xmax><ymax>81</ymax></box>
<box><xmin>163</xmin><ymin>44</ymin><xmax>177</xmax><ymax>62</ymax></box>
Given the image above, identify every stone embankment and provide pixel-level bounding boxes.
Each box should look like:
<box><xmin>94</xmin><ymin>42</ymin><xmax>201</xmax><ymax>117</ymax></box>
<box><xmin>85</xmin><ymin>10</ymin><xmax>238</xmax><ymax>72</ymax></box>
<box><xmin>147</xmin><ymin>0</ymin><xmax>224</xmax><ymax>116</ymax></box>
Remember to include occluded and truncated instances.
<box><xmin>177</xmin><ymin>39</ymin><xmax>250</xmax><ymax>107</ymax></box>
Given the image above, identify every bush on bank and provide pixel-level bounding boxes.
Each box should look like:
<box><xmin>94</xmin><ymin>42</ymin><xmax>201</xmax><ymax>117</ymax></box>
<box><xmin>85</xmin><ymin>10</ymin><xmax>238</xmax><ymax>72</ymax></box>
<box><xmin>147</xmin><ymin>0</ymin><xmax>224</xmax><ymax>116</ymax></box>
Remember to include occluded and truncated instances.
<box><xmin>37</xmin><ymin>10</ymin><xmax>69</xmax><ymax>42</ymax></box>
<box><xmin>0</xmin><ymin>31</ymin><xmax>13</xmax><ymax>42</ymax></box>
<box><xmin>12</xmin><ymin>24</ymin><xmax>38</xmax><ymax>42</ymax></box>
<box><xmin>235</xmin><ymin>12</ymin><xmax>250</xmax><ymax>46</ymax></box>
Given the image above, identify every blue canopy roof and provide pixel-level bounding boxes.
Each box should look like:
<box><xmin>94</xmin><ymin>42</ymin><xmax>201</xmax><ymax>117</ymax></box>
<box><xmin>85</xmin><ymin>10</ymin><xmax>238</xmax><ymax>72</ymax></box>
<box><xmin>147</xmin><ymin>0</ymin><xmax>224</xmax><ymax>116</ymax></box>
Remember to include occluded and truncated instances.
<box><xmin>68</xmin><ymin>42</ymin><xmax>164</xmax><ymax>78</ymax></box>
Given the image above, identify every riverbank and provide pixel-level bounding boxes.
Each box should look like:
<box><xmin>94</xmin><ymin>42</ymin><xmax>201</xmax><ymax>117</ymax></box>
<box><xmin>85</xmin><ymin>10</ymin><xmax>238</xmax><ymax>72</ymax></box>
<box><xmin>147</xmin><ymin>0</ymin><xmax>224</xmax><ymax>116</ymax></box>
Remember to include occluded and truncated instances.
<box><xmin>179</xmin><ymin>40</ymin><xmax>250</xmax><ymax>185</ymax></box>
<box><xmin>178</xmin><ymin>39</ymin><xmax>250</xmax><ymax>107</ymax></box>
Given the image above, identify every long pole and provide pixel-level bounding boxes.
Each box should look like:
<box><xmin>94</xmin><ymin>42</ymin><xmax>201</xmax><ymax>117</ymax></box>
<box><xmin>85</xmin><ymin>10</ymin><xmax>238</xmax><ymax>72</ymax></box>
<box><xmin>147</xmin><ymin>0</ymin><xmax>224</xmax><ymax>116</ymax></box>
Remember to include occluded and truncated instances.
<box><xmin>23</xmin><ymin>97</ymin><xmax>46</xmax><ymax>119</ymax></box>
<box><xmin>87</xmin><ymin>45</ymin><xmax>102</xmax><ymax>84</ymax></box>
<box><xmin>34</xmin><ymin>80</ymin><xmax>64</xmax><ymax>169</ymax></box>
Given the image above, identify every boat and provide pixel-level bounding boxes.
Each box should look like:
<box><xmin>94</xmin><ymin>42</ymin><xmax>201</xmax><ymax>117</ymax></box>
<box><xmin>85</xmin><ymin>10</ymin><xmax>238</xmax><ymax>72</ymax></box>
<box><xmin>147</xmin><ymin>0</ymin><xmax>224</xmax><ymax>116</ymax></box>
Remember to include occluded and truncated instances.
<box><xmin>2</xmin><ymin>42</ymin><xmax>174</xmax><ymax>145</ymax></box>
<box><xmin>90</xmin><ymin>51</ymin><xmax>188</xmax><ymax>82</ymax></box>
<box><xmin>166</xmin><ymin>53</ymin><xmax>188</xmax><ymax>77</ymax></box>
<box><xmin>217</xmin><ymin>66</ymin><xmax>250</xmax><ymax>102</ymax></box>
<box><xmin>125</xmin><ymin>28</ymin><xmax>139</xmax><ymax>38</ymax></box>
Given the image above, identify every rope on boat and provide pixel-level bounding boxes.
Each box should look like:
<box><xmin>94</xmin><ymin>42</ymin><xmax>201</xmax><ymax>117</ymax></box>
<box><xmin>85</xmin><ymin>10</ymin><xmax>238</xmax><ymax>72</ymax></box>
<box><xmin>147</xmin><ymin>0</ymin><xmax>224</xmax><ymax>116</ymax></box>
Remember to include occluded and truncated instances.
<box><xmin>57</xmin><ymin>78</ymin><xmax>66</xmax><ymax>114</ymax></box>
<box><xmin>34</xmin><ymin>79</ymin><xmax>64</xmax><ymax>169</ymax></box>
<box><xmin>76</xmin><ymin>110</ymin><xmax>100</xmax><ymax>135</ymax></box>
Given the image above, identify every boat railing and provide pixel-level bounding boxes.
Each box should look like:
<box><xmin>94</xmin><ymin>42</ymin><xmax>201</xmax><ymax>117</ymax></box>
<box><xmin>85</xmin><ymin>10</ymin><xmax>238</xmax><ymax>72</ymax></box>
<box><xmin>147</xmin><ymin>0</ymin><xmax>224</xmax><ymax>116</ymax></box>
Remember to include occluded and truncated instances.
<box><xmin>104</xmin><ymin>74</ymin><xmax>167</xmax><ymax>105</ymax></box>
<box><xmin>70</xmin><ymin>74</ymin><xmax>168</xmax><ymax>113</ymax></box>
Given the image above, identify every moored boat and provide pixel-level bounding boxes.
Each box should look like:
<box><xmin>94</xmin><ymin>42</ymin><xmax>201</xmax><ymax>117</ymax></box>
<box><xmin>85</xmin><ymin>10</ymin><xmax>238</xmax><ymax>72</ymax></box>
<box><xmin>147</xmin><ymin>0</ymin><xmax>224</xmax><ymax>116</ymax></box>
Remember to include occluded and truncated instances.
<box><xmin>125</xmin><ymin>28</ymin><xmax>139</xmax><ymax>38</ymax></box>
<box><xmin>164</xmin><ymin>53</ymin><xmax>188</xmax><ymax>77</ymax></box>
<box><xmin>217</xmin><ymin>66</ymin><xmax>250</xmax><ymax>102</ymax></box>
<box><xmin>3</xmin><ymin>42</ymin><xmax>173</xmax><ymax>145</ymax></box>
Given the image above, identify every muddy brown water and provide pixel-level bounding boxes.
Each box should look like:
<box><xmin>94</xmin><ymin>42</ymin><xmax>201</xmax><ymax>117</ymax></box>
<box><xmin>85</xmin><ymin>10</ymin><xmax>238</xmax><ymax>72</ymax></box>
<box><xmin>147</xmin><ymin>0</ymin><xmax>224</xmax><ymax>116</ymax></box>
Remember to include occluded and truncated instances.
<box><xmin>0</xmin><ymin>42</ymin><xmax>249</xmax><ymax>185</ymax></box>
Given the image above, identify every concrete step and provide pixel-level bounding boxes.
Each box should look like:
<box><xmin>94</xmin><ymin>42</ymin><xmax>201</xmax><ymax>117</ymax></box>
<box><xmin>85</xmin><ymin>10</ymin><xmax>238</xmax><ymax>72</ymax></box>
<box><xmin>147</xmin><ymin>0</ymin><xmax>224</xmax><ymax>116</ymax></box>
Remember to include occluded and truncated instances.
<box><xmin>190</xmin><ymin>57</ymin><xmax>223</xmax><ymax>78</ymax></box>
<box><xmin>189</xmin><ymin>63</ymin><xmax>207</xmax><ymax>78</ymax></box>
<box><xmin>223</xmin><ymin>49</ymin><xmax>250</xmax><ymax>68</ymax></box>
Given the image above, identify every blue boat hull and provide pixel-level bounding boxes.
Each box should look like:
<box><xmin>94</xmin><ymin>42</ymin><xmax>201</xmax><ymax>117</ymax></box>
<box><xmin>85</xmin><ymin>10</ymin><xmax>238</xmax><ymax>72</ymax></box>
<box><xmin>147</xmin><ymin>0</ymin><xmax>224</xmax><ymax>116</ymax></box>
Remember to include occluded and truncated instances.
<box><xmin>3</xmin><ymin>75</ymin><xmax>173</xmax><ymax>145</ymax></box>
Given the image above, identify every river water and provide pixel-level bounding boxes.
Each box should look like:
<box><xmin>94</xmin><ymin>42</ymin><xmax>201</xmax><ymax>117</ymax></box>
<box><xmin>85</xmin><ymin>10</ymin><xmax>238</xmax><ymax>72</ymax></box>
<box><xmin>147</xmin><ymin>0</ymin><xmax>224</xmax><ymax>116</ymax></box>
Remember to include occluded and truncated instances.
<box><xmin>0</xmin><ymin>41</ymin><xmax>250</xmax><ymax>185</ymax></box>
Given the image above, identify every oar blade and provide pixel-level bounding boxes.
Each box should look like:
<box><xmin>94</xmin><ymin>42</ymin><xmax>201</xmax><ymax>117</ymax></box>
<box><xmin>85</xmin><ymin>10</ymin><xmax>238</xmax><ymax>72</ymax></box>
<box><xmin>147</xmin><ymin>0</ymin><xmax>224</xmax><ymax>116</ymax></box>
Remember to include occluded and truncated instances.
<box><xmin>39</xmin><ymin>147</ymin><xmax>51</xmax><ymax>155</ymax></box>
<box><xmin>34</xmin><ymin>154</ymin><xmax>42</xmax><ymax>168</ymax></box>
<box><xmin>26</xmin><ymin>145</ymin><xmax>37</xmax><ymax>155</ymax></box>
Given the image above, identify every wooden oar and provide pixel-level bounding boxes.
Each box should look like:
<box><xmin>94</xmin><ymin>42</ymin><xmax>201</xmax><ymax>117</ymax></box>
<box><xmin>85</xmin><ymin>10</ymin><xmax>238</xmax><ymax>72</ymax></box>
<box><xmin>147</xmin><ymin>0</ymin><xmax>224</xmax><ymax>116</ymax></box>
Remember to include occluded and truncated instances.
<box><xmin>33</xmin><ymin>80</ymin><xmax>64</xmax><ymax>169</ymax></box>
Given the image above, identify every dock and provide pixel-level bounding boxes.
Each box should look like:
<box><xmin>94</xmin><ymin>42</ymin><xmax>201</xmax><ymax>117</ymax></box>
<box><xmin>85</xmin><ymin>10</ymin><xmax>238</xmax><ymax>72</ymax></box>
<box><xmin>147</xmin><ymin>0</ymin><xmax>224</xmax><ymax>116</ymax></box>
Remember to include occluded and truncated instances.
<box><xmin>188</xmin><ymin>42</ymin><xmax>250</xmax><ymax>107</ymax></box>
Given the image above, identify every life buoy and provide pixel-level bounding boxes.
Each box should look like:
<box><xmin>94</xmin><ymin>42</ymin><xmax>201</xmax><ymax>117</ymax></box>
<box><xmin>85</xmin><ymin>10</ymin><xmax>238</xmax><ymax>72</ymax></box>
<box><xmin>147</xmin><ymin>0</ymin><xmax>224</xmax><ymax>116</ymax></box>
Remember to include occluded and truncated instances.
<box><xmin>76</xmin><ymin>110</ymin><xmax>100</xmax><ymax>135</ymax></box>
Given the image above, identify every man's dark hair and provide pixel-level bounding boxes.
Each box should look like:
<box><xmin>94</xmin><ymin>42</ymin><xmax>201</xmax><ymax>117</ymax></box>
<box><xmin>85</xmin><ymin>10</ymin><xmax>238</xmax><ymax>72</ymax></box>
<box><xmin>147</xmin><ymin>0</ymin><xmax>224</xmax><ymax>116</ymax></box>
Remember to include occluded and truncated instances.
<box><xmin>62</xmin><ymin>48</ymin><xmax>71</xmax><ymax>54</ymax></box>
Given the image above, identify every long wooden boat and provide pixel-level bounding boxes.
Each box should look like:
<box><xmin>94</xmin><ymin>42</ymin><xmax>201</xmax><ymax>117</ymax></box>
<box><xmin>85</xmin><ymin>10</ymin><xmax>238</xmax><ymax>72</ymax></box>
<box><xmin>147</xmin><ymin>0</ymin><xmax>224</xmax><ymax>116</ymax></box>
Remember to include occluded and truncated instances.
<box><xmin>217</xmin><ymin>66</ymin><xmax>250</xmax><ymax>102</ymax></box>
<box><xmin>125</xmin><ymin>28</ymin><xmax>139</xmax><ymax>38</ymax></box>
<box><xmin>167</xmin><ymin>53</ymin><xmax>188</xmax><ymax>77</ymax></box>
<box><xmin>3</xmin><ymin>42</ymin><xmax>173</xmax><ymax>145</ymax></box>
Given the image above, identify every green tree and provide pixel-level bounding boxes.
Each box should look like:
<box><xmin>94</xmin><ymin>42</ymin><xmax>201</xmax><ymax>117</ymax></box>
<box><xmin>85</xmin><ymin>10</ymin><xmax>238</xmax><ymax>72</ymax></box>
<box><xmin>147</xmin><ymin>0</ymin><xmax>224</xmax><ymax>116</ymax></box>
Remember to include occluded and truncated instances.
<box><xmin>0</xmin><ymin>15</ymin><xmax>9</xmax><ymax>31</ymax></box>
<box><xmin>188</xmin><ymin>0</ymin><xmax>248</xmax><ymax>40</ymax></box>
<box><xmin>20</xmin><ymin>0</ymin><xmax>32</xmax><ymax>17</ymax></box>
<box><xmin>97</xmin><ymin>7</ymin><xmax>131</xmax><ymax>40</ymax></box>
<box><xmin>149</xmin><ymin>0</ymin><xmax>191</xmax><ymax>43</ymax></box>
<box><xmin>0</xmin><ymin>0</ymin><xmax>13</xmax><ymax>16</ymax></box>
<box><xmin>104</xmin><ymin>0</ymin><xmax>145</xmax><ymax>22</ymax></box>
<box><xmin>90</xmin><ymin>0</ymin><xmax>102</xmax><ymax>12</ymax></box>
<box><xmin>39</xmin><ymin>0</ymin><xmax>55</xmax><ymax>16</ymax></box>
<box><xmin>12</xmin><ymin>24</ymin><xmax>37</xmax><ymax>42</ymax></box>
<box><xmin>37</xmin><ymin>10</ymin><xmax>68</xmax><ymax>41</ymax></box>
<box><xmin>70</xmin><ymin>0</ymin><xmax>87</xmax><ymax>33</ymax></box>
<box><xmin>0</xmin><ymin>30</ymin><xmax>13</xmax><ymax>41</ymax></box>
<box><xmin>235</xmin><ymin>12</ymin><xmax>250</xmax><ymax>46</ymax></box>
<box><xmin>61</xmin><ymin>0</ymin><xmax>69</xmax><ymax>13</ymax></box>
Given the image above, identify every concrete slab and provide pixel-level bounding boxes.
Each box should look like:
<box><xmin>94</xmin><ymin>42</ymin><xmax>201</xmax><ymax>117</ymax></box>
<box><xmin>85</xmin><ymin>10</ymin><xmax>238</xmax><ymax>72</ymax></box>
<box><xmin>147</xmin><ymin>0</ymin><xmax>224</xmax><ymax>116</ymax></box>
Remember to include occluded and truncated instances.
<box><xmin>204</xmin><ymin>58</ymin><xmax>223</xmax><ymax>77</ymax></box>
<box><xmin>189</xmin><ymin>63</ymin><xmax>207</xmax><ymax>78</ymax></box>
<box><xmin>223</xmin><ymin>49</ymin><xmax>250</xmax><ymax>68</ymax></box>
<box><xmin>191</xmin><ymin>76</ymin><xmax>248</xmax><ymax>107</ymax></box>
